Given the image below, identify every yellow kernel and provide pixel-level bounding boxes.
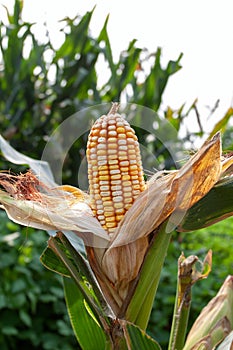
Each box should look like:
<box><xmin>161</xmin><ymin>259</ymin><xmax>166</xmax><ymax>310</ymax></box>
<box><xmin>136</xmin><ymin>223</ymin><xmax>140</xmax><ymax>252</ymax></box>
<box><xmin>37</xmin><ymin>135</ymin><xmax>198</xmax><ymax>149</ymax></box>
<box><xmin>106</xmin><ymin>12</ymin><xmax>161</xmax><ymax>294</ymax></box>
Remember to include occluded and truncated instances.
<box><xmin>100</xmin><ymin>185</ymin><xmax>109</xmax><ymax>191</ymax></box>
<box><xmin>116</xmin><ymin>215</ymin><xmax>124</xmax><ymax>222</ymax></box>
<box><xmin>111</xmin><ymin>185</ymin><xmax>121</xmax><ymax>191</ymax></box>
<box><xmin>114</xmin><ymin>202</ymin><xmax>124</xmax><ymax>209</ymax></box>
<box><xmin>115</xmin><ymin>209</ymin><xmax>125</xmax><ymax>215</ymax></box>
<box><xmin>122</xmin><ymin>174</ymin><xmax>130</xmax><ymax>181</ymax></box>
<box><xmin>97</xmin><ymin>150</ymin><xmax>107</xmax><ymax>156</ymax></box>
<box><xmin>111</xmin><ymin>180</ymin><xmax>121</xmax><ymax>185</ymax></box>
<box><xmin>117</xmin><ymin>127</ymin><xmax>125</xmax><ymax>133</ymax></box>
<box><xmin>111</xmin><ymin>174</ymin><xmax>121</xmax><ymax>180</ymax></box>
<box><xmin>133</xmin><ymin>190</ymin><xmax>141</xmax><ymax>196</ymax></box>
<box><xmin>99</xmin><ymin>165</ymin><xmax>108</xmax><ymax>171</ymax></box>
<box><xmin>120</xmin><ymin>167</ymin><xmax>129</xmax><ymax>172</ymax></box>
<box><xmin>125</xmin><ymin>197</ymin><xmax>133</xmax><ymax>204</ymax></box>
<box><xmin>120</xmin><ymin>160</ymin><xmax>129</xmax><ymax>166</ymax></box>
<box><xmin>105</xmin><ymin>217</ymin><xmax>115</xmax><ymax>222</ymax></box>
<box><xmin>132</xmin><ymin>179</ymin><xmax>139</xmax><ymax>184</ymax></box>
<box><xmin>128</xmin><ymin>151</ymin><xmax>137</xmax><ymax>157</ymax></box>
<box><xmin>99</xmin><ymin>170</ymin><xmax>108</xmax><ymax>175</ymax></box>
<box><xmin>98</xmin><ymin>160</ymin><xmax>107</xmax><ymax>166</ymax></box>
<box><xmin>103</xmin><ymin>201</ymin><xmax>112</xmax><ymax>207</ymax></box>
<box><xmin>92</xmin><ymin>129</ymin><xmax>99</xmax><ymax>136</ymax></box>
<box><xmin>118</xmin><ymin>133</ymin><xmax>126</xmax><ymax>139</ymax></box>
<box><xmin>112</xmin><ymin>190</ymin><xmax>122</xmax><ymax>196</ymax></box>
<box><xmin>129</xmin><ymin>159</ymin><xmax>137</xmax><ymax>164</ymax></box>
<box><xmin>99</xmin><ymin>179</ymin><xmax>107</xmax><ymax>185</ymax></box>
<box><xmin>90</xmin><ymin>142</ymin><xmax>97</xmax><ymax>148</ymax></box>
<box><xmin>130</xmin><ymin>165</ymin><xmax>138</xmax><ymax>170</ymax></box>
<box><xmin>109</xmin><ymin>159</ymin><xmax>118</xmax><ymax>165</ymax></box>
<box><xmin>124</xmin><ymin>192</ymin><xmax>132</xmax><ymax>198</ymax></box>
<box><xmin>108</xmin><ymin>137</ymin><xmax>117</xmax><ymax>143</ymax></box>
<box><xmin>113</xmin><ymin>196</ymin><xmax>123</xmax><ymax>203</ymax></box>
<box><xmin>119</xmin><ymin>151</ymin><xmax>128</xmax><ymax>160</ymax></box>
<box><xmin>123</xmin><ymin>186</ymin><xmax>131</xmax><ymax>192</ymax></box>
<box><xmin>99</xmin><ymin>175</ymin><xmax>109</xmax><ymax>181</ymax></box>
<box><xmin>122</xmin><ymin>181</ymin><xmax>132</xmax><ymax>187</ymax></box>
<box><xmin>100</xmin><ymin>191</ymin><xmax>111</xmax><ymax>197</ymax></box>
<box><xmin>102</xmin><ymin>196</ymin><xmax>111</xmax><ymax>201</ymax></box>
<box><xmin>108</xmin><ymin>154</ymin><xmax>118</xmax><ymax>160</ymax></box>
<box><xmin>109</xmin><ymin>164</ymin><xmax>119</xmax><ymax>170</ymax></box>
<box><xmin>130</xmin><ymin>170</ymin><xmax>139</xmax><ymax>175</ymax></box>
<box><xmin>127</xmin><ymin>144</ymin><xmax>135</xmax><ymax>149</ymax></box>
<box><xmin>104</xmin><ymin>211</ymin><xmax>114</xmax><ymax>216</ymax></box>
<box><xmin>108</xmin><ymin>149</ymin><xmax>117</xmax><ymax>154</ymax></box>
<box><xmin>108</xmin><ymin>143</ymin><xmax>118</xmax><ymax>149</ymax></box>
<box><xmin>126</xmin><ymin>131</ymin><xmax>135</xmax><ymax>137</ymax></box>
<box><xmin>106</xmin><ymin>222</ymin><xmax>116</xmax><ymax>228</ymax></box>
<box><xmin>119</xmin><ymin>151</ymin><xmax>127</xmax><ymax>156</ymax></box>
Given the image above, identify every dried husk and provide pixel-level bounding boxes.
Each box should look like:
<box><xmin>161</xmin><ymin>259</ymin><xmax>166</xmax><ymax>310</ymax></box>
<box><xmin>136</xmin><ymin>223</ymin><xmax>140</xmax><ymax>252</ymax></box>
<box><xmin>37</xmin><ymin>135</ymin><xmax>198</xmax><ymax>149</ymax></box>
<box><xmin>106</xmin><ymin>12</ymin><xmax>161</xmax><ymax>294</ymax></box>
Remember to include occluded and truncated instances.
<box><xmin>183</xmin><ymin>275</ymin><xmax>233</xmax><ymax>350</ymax></box>
<box><xmin>0</xmin><ymin>174</ymin><xmax>109</xmax><ymax>248</ymax></box>
<box><xmin>99</xmin><ymin>133</ymin><xmax>222</xmax><ymax>301</ymax></box>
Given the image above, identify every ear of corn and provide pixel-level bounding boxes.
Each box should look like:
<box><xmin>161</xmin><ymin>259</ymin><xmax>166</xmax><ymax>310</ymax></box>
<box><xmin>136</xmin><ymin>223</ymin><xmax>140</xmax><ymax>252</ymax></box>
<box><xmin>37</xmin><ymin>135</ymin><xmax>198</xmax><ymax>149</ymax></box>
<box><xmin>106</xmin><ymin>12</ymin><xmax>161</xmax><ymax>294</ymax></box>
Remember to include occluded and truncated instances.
<box><xmin>86</xmin><ymin>103</ymin><xmax>146</xmax><ymax>234</ymax></box>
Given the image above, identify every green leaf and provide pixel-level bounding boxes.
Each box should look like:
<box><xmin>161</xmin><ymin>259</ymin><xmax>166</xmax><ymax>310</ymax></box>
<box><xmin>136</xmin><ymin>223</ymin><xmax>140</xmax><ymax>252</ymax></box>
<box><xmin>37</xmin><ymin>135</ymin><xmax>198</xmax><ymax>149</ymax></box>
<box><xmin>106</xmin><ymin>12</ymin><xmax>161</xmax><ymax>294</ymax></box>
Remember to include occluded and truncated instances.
<box><xmin>168</xmin><ymin>251</ymin><xmax>212</xmax><ymax>350</ymax></box>
<box><xmin>178</xmin><ymin>177</ymin><xmax>233</xmax><ymax>232</ymax></box>
<box><xmin>19</xmin><ymin>309</ymin><xmax>32</xmax><ymax>327</ymax></box>
<box><xmin>40</xmin><ymin>244</ymin><xmax>71</xmax><ymax>277</ymax></box>
<box><xmin>124</xmin><ymin>322</ymin><xmax>161</xmax><ymax>350</ymax></box>
<box><xmin>209</xmin><ymin>107</ymin><xmax>233</xmax><ymax>138</ymax></box>
<box><xmin>44</xmin><ymin>233</ymin><xmax>113</xmax><ymax>334</ymax></box>
<box><xmin>63</xmin><ymin>277</ymin><xmax>111</xmax><ymax>350</ymax></box>
<box><xmin>124</xmin><ymin>222</ymin><xmax>173</xmax><ymax>329</ymax></box>
<box><xmin>97</xmin><ymin>14</ymin><xmax>115</xmax><ymax>74</ymax></box>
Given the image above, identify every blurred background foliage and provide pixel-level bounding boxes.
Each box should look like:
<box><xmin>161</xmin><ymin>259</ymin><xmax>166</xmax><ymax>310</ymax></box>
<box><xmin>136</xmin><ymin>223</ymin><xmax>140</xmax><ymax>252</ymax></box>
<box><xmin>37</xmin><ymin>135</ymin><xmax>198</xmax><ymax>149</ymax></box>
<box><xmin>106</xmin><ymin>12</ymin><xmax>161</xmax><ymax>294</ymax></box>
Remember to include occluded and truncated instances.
<box><xmin>0</xmin><ymin>1</ymin><xmax>232</xmax><ymax>349</ymax></box>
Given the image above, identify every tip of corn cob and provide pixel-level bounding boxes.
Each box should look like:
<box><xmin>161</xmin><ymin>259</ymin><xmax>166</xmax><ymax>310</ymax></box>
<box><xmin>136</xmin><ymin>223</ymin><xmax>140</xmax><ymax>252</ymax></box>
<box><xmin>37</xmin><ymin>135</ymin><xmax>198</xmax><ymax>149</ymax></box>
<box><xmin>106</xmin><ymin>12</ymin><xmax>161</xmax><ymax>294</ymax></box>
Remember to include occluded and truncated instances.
<box><xmin>86</xmin><ymin>104</ymin><xmax>146</xmax><ymax>234</ymax></box>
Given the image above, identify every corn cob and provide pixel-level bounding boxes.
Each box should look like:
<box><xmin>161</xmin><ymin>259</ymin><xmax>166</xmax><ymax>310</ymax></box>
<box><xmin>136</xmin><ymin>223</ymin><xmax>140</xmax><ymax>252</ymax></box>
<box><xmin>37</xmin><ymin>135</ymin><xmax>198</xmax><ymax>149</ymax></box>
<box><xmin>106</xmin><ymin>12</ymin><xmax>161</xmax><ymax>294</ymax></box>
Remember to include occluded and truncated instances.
<box><xmin>86</xmin><ymin>103</ymin><xmax>146</xmax><ymax>234</ymax></box>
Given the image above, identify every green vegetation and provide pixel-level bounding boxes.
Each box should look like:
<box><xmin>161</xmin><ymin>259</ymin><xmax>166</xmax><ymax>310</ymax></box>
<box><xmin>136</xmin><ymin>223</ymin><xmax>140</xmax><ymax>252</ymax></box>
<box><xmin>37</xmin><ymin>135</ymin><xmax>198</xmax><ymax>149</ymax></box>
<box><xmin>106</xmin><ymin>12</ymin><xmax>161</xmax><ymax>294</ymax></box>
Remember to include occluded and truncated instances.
<box><xmin>0</xmin><ymin>1</ymin><xmax>232</xmax><ymax>349</ymax></box>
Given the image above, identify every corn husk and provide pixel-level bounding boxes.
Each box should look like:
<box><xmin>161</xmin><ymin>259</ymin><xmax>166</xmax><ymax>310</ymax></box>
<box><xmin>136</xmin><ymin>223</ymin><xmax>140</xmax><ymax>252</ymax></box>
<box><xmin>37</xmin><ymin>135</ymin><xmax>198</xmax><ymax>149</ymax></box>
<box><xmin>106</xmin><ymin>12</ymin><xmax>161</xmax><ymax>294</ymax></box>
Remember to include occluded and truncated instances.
<box><xmin>183</xmin><ymin>275</ymin><xmax>233</xmax><ymax>350</ymax></box>
<box><xmin>99</xmin><ymin>133</ymin><xmax>222</xmax><ymax>299</ymax></box>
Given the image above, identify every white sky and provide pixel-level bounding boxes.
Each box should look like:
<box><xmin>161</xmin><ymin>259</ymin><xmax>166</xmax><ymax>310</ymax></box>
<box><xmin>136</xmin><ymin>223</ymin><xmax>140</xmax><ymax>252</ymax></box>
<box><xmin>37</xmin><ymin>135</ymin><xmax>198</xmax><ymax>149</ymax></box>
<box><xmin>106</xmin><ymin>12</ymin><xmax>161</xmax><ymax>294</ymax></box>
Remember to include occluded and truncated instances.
<box><xmin>1</xmin><ymin>0</ymin><xmax>233</xmax><ymax>130</ymax></box>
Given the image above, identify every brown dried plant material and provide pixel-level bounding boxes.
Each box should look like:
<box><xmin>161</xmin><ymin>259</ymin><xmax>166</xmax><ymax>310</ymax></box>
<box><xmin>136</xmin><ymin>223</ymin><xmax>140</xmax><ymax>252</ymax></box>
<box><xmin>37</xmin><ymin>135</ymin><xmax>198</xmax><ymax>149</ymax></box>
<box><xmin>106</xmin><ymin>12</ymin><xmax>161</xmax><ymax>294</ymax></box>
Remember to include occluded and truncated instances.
<box><xmin>0</xmin><ymin>108</ymin><xmax>230</xmax><ymax>315</ymax></box>
<box><xmin>183</xmin><ymin>275</ymin><xmax>233</xmax><ymax>350</ymax></box>
<box><xmin>0</xmin><ymin>171</ymin><xmax>42</xmax><ymax>201</ymax></box>
<box><xmin>95</xmin><ymin>133</ymin><xmax>222</xmax><ymax>307</ymax></box>
<box><xmin>108</xmin><ymin>132</ymin><xmax>222</xmax><ymax>249</ymax></box>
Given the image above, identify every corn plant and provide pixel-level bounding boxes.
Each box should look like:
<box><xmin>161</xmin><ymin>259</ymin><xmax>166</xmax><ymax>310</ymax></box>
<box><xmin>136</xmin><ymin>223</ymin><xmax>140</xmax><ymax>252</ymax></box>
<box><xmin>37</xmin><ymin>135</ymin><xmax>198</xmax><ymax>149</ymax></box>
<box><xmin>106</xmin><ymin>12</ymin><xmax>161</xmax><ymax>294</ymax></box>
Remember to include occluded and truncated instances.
<box><xmin>0</xmin><ymin>102</ymin><xmax>232</xmax><ymax>349</ymax></box>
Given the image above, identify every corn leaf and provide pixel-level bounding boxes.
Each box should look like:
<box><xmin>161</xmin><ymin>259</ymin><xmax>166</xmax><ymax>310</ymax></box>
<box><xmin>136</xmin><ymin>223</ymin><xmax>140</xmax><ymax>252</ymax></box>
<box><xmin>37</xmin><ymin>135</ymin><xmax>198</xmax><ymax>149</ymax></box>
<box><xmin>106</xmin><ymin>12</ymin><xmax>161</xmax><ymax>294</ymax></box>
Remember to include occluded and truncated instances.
<box><xmin>40</xmin><ymin>243</ymin><xmax>71</xmax><ymax>277</ymax></box>
<box><xmin>178</xmin><ymin>177</ymin><xmax>233</xmax><ymax>232</ymax></box>
<box><xmin>124</xmin><ymin>222</ymin><xmax>173</xmax><ymax>329</ymax></box>
<box><xmin>209</xmin><ymin>107</ymin><xmax>233</xmax><ymax>138</ymax></box>
<box><xmin>183</xmin><ymin>276</ymin><xmax>233</xmax><ymax>350</ymax></box>
<box><xmin>63</xmin><ymin>277</ymin><xmax>110</xmax><ymax>350</ymax></box>
<box><xmin>123</xmin><ymin>321</ymin><xmax>162</xmax><ymax>350</ymax></box>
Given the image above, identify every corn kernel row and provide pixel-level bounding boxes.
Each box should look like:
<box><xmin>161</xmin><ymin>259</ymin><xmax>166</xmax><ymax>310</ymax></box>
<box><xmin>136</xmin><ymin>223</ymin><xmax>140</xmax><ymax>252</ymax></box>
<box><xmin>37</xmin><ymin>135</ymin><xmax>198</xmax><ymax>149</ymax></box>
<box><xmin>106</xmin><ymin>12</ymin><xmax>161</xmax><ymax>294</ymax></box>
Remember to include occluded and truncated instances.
<box><xmin>86</xmin><ymin>107</ymin><xmax>145</xmax><ymax>233</ymax></box>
